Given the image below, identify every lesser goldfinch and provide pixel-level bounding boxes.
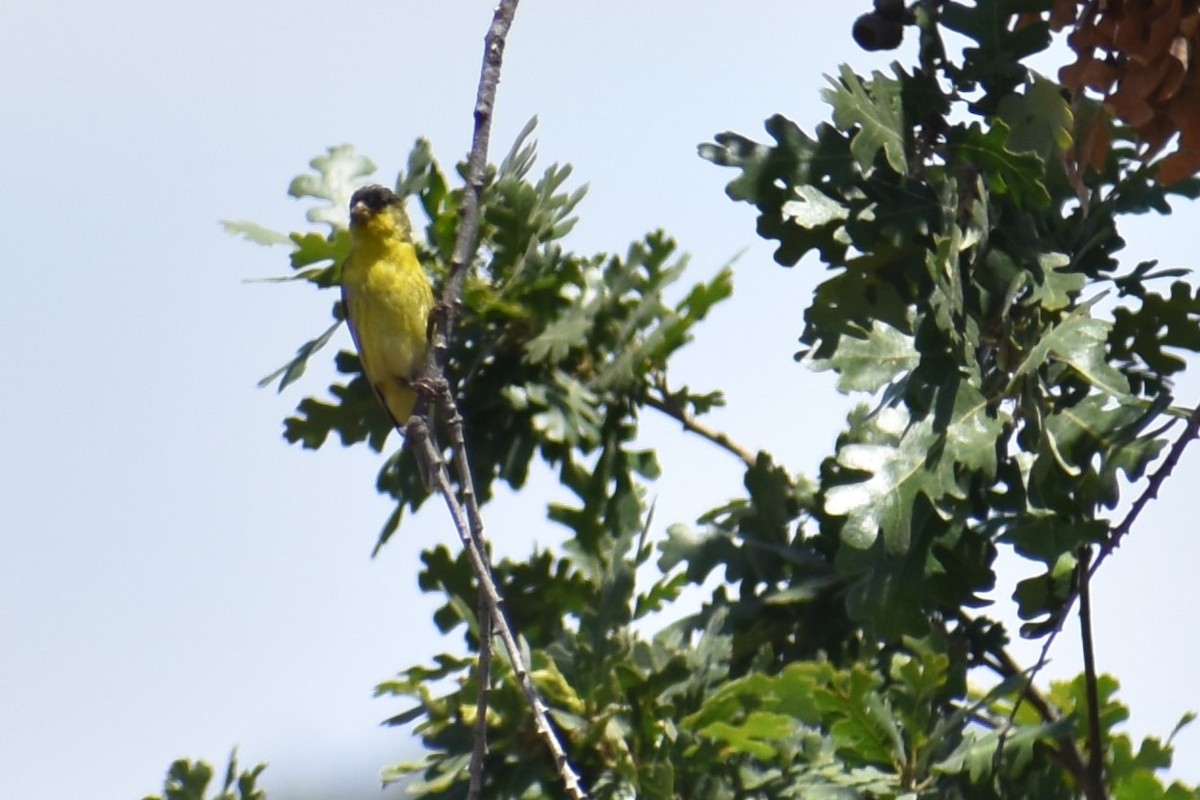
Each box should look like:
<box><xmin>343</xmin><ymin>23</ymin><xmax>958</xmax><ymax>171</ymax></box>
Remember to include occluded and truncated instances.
<box><xmin>341</xmin><ymin>185</ymin><xmax>435</xmax><ymax>429</ymax></box>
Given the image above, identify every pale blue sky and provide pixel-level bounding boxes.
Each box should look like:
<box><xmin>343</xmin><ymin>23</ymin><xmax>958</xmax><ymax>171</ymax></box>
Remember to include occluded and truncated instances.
<box><xmin>3</xmin><ymin>3</ymin><xmax>1198</xmax><ymax>798</ymax></box>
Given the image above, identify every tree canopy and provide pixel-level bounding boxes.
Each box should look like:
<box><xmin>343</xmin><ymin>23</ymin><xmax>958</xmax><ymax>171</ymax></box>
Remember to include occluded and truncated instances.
<box><xmin>156</xmin><ymin>1</ymin><xmax>1200</xmax><ymax>799</ymax></box>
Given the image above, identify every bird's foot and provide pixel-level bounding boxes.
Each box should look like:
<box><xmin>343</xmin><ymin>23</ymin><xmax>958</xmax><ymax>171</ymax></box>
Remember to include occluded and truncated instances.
<box><xmin>412</xmin><ymin>374</ymin><xmax>447</xmax><ymax>401</ymax></box>
<box><xmin>427</xmin><ymin>299</ymin><xmax>459</xmax><ymax>335</ymax></box>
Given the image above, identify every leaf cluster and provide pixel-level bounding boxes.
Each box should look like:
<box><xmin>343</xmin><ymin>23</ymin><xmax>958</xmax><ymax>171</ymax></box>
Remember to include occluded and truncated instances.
<box><xmin>699</xmin><ymin>11</ymin><xmax>1200</xmax><ymax>641</ymax></box>
<box><xmin>213</xmin><ymin>2</ymin><xmax>1200</xmax><ymax>797</ymax></box>
<box><xmin>235</xmin><ymin>123</ymin><xmax>731</xmax><ymax>553</ymax></box>
<box><xmin>142</xmin><ymin>752</ymin><xmax>265</xmax><ymax>800</ymax></box>
<box><xmin>1055</xmin><ymin>0</ymin><xmax>1200</xmax><ymax>184</ymax></box>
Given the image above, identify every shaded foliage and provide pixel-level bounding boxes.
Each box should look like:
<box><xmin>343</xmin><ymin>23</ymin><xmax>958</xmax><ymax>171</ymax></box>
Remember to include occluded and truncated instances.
<box><xmin>196</xmin><ymin>3</ymin><xmax>1200</xmax><ymax>798</ymax></box>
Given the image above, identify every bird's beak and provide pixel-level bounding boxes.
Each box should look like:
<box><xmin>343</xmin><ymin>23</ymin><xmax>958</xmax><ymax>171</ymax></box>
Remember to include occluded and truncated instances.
<box><xmin>350</xmin><ymin>201</ymin><xmax>369</xmax><ymax>225</ymax></box>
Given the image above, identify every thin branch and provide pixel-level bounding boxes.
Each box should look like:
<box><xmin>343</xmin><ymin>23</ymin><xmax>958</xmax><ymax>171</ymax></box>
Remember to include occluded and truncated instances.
<box><xmin>433</xmin><ymin>383</ymin><xmax>493</xmax><ymax>800</ymax></box>
<box><xmin>435</xmin><ymin>382</ymin><xmax>580</xmax><ymax>798</ymax></box>
<box><xmin>1093</xmin><ymin>401</ymin><xmax>1200</xmax><ymax>570</ymax></box>
<box><xmin>643</xmin><ymin>386</ymin><xmax>757</xmax><ymax>469</ymax></box>
<box><xmin>398</xmin><ymin>3</ymin><xmax>588</xmax><ymax>796</ymax></box>
<box><xmin>441</xmin><ymin>5</ymin><xmax>516</xmax><ymax>792</ymax></box>
<box><xmin>434</xmin><ymin>0</ymin><xmax>519</xmax><ymax>347</ymax></box>
<box><xmin>998</xmin><ymin>399</ymin><xmax>1200</xmax><ymax>798</ymax></box>
<box><xmin>983</xmin><ymin>644</ymin><xmax>1063</xmax><ymax>728</ymax></box>
<box><xmin>407</xmin><ymin>414</ymin><xmax>587</xmax><ymax>800</ymax></box>
<box><xmin>1020</xmin><ymin>400</ymin><xmax>1200</xmax><ymax>701</ymax></box>
<box><xmin>1077</xmin><ymin>547</ymin><xmax>1106</xmax><ymax>797</ymax></box>
<box><xmin>468</xmin><ymin>593</ymin><xmax>492</xmax><ymax>800</ymax></box>
<box><xmin>962</xmin><ymin>611</ymin><xmax>1092</xmax><ymax>788</ymax></box>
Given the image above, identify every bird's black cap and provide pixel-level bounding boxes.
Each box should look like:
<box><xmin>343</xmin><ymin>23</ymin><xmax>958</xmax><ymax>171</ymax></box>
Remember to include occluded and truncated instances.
<box><xmin>349</xmin><ymin>185</ymin><xmax>399</xmax><ymax>215</ymax></box>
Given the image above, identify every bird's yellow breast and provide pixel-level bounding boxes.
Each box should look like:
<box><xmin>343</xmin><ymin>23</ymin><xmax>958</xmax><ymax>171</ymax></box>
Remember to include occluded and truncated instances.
<box><xmin>341</xmin><ymin>213</ymin><xmax>434</xmax><ymax>425</ymax></box>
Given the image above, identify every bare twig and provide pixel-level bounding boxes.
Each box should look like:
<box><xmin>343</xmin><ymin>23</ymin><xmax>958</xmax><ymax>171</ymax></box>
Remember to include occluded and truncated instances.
<box><xmin>985</xmin><ymin>637</ymin><xmax>1099</xmax><ymax>796</ymax></box>
<box><xmin>1077</xmin><ymin>548</ymin><xmax>1106</xmax><ymax>797</ymax></box>
<box><xmin>1093</xmin><ymin>401</ymin><xmax>1200</xmax><ymax>569</ymax></box>
<box><xmin>434</xmin><ymin>0</ymin><xmax>520</xmax><ymax>349</ymax></box>
<box><xmin>643</xmin><ymin>384</ymin><xmax>757</xmax><ymax>469</ymax></box>
<box><xmin>407</xmin><ymin>414</ymin><xmax>587</xmax><ymax>800</ymax></box>
<box><xmin>469</xmin><ymin>593</ymin><xmax>492</xmax><ymax>800</ymax></box>
<box><xmin>999</xmin><ymin>400</ymin><xmax>1200</xmax><ymax>798</ymax></box>
<box><xmin>436</xmin><ymin>384</ymin><xmax>494</xmax><ymax>800</ymax></box>
<box><xmin>960</xmin><ymin>612</ymin><xmax>1092</xmax><ymax>788</ymax></box>
<box><xmin>398</xmin><ymin>1</ymin><xmax>589</xmax><ymax>796</ymax></box>
<box><xmin>1022</xmin><ymin>401</ymin><xmax>1200</xmax><ymax>691</ymax></box>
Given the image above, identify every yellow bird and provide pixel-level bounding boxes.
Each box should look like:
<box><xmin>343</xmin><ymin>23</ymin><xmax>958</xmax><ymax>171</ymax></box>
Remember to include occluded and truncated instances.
<box><xmin>341</xmin><ymin>185</ymin><xmax>435</xmax><ymax>429</ymax></box>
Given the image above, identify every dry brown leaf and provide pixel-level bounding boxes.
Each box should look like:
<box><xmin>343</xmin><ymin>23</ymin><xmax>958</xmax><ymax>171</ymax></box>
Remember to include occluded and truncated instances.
<box><xmin>1057</xmin><ymin>0</ymin><xmax>1200</xmax><ymax>182</ymax></box>
<box><xmin>1120</xmin><ymin>53</ymin><xmax>1177</xmax><ymax>104</ymax></box>
<box><xmin>1051</xmin><ymin>0</ymin><xmax>1080</xmax><ymax>30</ymax></box>
<box><xmin>1154</xmin><ymin>37</ymin><xmax>1189</xmax><ymax>101</ymax></box>
<box><xmin>1137</xmin><ymin>114</ymin><xmax>1177</xmax><ymax>156</ymax></box>
<box><xmin>1181</xmin><ymin>5</ymin><xmax>1200</xmax><ymax>37</ymax></box>
<box><xmin>1156</xmin><ymin>146</ymin><xmax>1200</xmax><ymax>183</ymax></box>
<box><xmin>1061</xmin><ymin>55</ymin><xmax>1121</xmax><ymax>92</ymax></box>
<box><xmin>1113</xmin><ymin>1</ymin><xmax>1150</xmax><ymax>61</ymax></box>
<box><xmin>1149</xmin><ymin>0</ymin><xmax>1185</xmax><ymax>56</ymax></box>
<box><xmin>1081</xmin><ymin>107</ymin><xmax>1114</xmax><ymax>172</ymax></box>
<box><xmin>1109</xmin><ymin>80</ymin><xmax>1157</xmax><ymax>126</ymax></box>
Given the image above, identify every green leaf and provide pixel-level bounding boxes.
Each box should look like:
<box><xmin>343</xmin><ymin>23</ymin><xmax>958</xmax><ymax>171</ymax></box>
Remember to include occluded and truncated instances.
<box><xmin>934</xmin><ymin>718</ymin><xmax>1070</xmax><ymax>784</ymax></box>
<box><xmin>802</xmin><ymin>257</ymin><xmax>915</xmax><ymax>358</ymax></box>
<box><xmin>281</xmin><ymin>352</ymin><xmax>392</xmax><ymax>451</ymax></box>
<box><xmin>633</xmin><ymin>572</ymin><xmax>689</xmax><ymax>619</ymax></box>
<box><xmin>1028</xmin><ymin>393</ymin><xmax>1166</xmax><ymax>511</ymax></box>
<box><xmin>811</xmin><ymin>665</ymin><xmax>904</xmax><ymax>766</ymax></box>
<box><xmin>504</xmin><ymin>372</ymin><xmax>602</xmax><ymax>449</ymax></box>
<box><xmin>144</xmin><ymin>753</ymin><xmax>265</xmax><ymax>800</ymax></box>
<box><xmin>153</xmin><ymin>759</ymin><xmax>212</xmax><ymax>800</ymax></box>
<box><xmin>658</xmin><ymin>523</ymin><xmax>738</xmax><ymax>585</ymax></box>
<box><xmin>219</xmin><ymin>220</ymin><xmax>290</xmax><ymax>246</ymax></box>
<box><xmin>1010</xmin><ymin>311</ymin><xmax>1130</xmax><ymax>398</ymax></box>
<box><xmin>1000</xmin><ymin>516</ymin><xmax>1107</xmax><ymax>564</ymax></box>
<box><xmin>637</xmin><ymin>759</ymin><xmax>675</xmax><ymax>800</ymax></box>
<box><xmin>941</xmin><ymin>0</ymin><xmax>1052</xmax><ymax>111</ymax></box>
<box><xmin>996</xmin><ymin>74</ymin><xmax>1073</xmax><ymax>158</ymax></box>
<box><xmin>1168</xmin><ymin>711</ymin><xmax>1197</xmax><ymax>746</ymax></box>
<box><xmin>258</xmin><ymin>318</ymin><xmax>342</xmax><ymax>392</ymax></box>
<box><xmin>1050</xmin><ymin>673</ymin><xmax>1129</xmax><ymax>742</ymax></box>
<box><xmin>808</xmin><ymin>320</ymin><xmax>919</xmax><ymax>394</ymax></box>
<box><xmin>288</xmin><ymin>229</ymin><xmax>351</xmax><ymax>285</ymax></box>
<box><xmin>676</xmin><ymin>264</ymin><xmax>734</xmax><ymax>323</ymax></box>
<box><xmin>1110</xmin><ymin>281</ymin><xmax>1200</xmax><ymax>394</ymax></box>
<box><xmin>1046</xmin><ymin>311</ymin><xmax>1128</xmax><ymax>393</ymax></box>
<box><xmin>682</xmin><ymin>661</ymin><xmax>830</xmax><ymax>735</ymax></box>
<box><xmin>700</xmin><ymin>115</ymin><xmax>857</xmax><ymax>265</ymax></box>
<box><xmin>523</xmin><ymin>263</ymin><xmax>604</xmax><ymax>364</ymax></box>
<box><xmin>781</xmin><ymin>185</ymin><xmax>850</xmax><ymax>228</ymax></box>
<box><xmin>952</xmin><ymin>120</ymin><xmax>1050</xmax><ymax>209</ymax></box>
<box><xmin>287</xmin><ymin>144</ymin><xmax>377</xmax><ymax>231</ymax></box>
<box><xmin>824</xmin><ymin>65</ymin><xmax>908</xmax><ymax>175</ymax></box>
<box><xmin>826</xmin><ymin>382</ymin><xmax>1006</xmax><ymax>551</ymax></box>
<box><xmin>1025</xmin><ymin>252</ymin><xmax>1085</xmax><ymax>312</ymax></box>
<box><xmin>695</xmin><ymin>711</ymin><xmax>798</xmax><ymax>760</ymax></box>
